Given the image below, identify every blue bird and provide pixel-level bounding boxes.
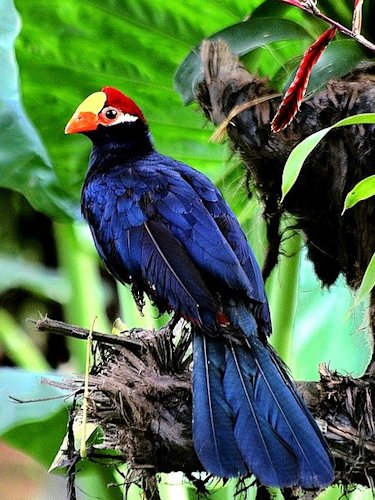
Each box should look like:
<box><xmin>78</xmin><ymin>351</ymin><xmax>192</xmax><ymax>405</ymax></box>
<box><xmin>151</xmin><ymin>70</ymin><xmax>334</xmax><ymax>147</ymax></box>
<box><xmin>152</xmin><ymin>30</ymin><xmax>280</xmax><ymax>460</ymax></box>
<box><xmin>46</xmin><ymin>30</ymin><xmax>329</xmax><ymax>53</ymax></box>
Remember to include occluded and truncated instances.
<box><xmin>65</xmin><ymin>87</ymin><xmax>334</xmax><ymax>488</ymax></box>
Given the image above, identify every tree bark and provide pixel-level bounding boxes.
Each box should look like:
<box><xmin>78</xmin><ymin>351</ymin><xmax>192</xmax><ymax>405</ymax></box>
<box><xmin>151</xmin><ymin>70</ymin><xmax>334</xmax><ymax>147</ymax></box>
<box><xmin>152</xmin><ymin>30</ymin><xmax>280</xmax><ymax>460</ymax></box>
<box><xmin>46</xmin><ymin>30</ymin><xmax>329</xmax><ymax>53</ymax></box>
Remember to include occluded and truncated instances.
<box><xmin>33</xmin><ymin>317</ymin><xmax>375</xmax><ymax>497</ymax></box>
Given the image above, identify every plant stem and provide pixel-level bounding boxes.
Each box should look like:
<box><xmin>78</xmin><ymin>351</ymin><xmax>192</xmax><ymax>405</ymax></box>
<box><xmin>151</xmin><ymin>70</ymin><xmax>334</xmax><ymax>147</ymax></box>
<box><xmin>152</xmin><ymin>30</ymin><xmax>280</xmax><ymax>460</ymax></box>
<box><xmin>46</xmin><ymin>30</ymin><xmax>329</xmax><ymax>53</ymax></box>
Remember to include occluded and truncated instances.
<box><xmin>280</xmin><ymin>0</ymin><xmax>375</xmax><ymax>51</ymax></box>
<box><xmin>266</xmin><ymin>228</ymin><xmax>302</xmax><ymax>366</ymax></box>
<box><xmin>54</xmin><ymin>221</ymin><xmax>111</xmax><ymax>371</ymax></box>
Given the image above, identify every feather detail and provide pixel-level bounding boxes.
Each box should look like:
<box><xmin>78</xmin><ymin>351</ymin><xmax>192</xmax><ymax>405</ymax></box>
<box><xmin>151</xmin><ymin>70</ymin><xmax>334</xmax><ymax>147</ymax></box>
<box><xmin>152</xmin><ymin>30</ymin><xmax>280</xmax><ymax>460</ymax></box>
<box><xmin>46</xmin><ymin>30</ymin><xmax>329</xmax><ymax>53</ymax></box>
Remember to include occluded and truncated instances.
<box><xmin>225</xmin><ymin>302</ymin><xmax>333</xmax><ymax>487</ymax></box>
<box><xmin>244</xmin><ymin>335</ymin><xmax>334</xmax><ymax>488</ymax></box>
<box><xmin>139</xmin><ymin>220</ymin><xmax>217</xmax><ymax>326</ymax></box>
<box><xmin>224</xmin><ymin>342</ymin><xmax>299</xmax><ymax>486</ymax></box>
<box><xmin>192</xmin><ymin>332</ymin><xmax>247</xmax><ymax>477</ymax></box>
<box><xmin>144</xmin><ymin>221</ymin><xmax>200</xmax><ymax>312</ymax></box>
<box><xmin>266</xmin><ymin>345</ymin><xmax>335</xmax><ymax>457</ymax></box>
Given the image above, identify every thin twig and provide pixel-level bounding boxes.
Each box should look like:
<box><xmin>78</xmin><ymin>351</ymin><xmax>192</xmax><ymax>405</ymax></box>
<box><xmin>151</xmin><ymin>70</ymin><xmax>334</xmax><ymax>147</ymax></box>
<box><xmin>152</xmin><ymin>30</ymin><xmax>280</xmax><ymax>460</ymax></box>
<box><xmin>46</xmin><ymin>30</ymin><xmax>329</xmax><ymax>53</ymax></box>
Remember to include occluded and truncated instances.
<box><xmin>210</xmin><ymin>93</ymin><xmax>281</xmax><ymax>142</ymax></box>
<box><xmin>29</xmin><ymin>316</ymin><xmax>144</xmax><ymax>349</ymax></box>
<box><xmin>80</xmin><ymin>316</ymin><xmax>95</xmax><ymax>459</ymax></box>
<box><xmin>279</xmin><ymin>0</ymin><xmax>375</xmax><ymax>52</ymax></box>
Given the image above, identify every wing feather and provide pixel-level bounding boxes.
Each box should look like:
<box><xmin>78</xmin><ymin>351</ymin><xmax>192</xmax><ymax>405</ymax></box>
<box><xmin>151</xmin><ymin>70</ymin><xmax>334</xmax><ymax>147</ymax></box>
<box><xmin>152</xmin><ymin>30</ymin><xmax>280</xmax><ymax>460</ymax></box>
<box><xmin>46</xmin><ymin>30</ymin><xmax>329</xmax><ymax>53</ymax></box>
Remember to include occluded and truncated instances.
<box><xmin>128</xmin><ymin>220</ymin><xmax>217</xmax><ymax>325</ymax></box>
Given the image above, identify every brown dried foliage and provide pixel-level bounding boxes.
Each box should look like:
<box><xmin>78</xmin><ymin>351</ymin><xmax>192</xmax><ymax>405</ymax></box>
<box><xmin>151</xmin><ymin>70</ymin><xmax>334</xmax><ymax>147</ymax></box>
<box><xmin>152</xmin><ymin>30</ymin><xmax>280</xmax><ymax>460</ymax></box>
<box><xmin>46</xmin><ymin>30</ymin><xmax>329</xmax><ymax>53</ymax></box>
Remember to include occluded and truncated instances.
<box><xmin>197</xmin><ymin>40</ymin><xmax>375</xmax><ymax>346</ymax></box>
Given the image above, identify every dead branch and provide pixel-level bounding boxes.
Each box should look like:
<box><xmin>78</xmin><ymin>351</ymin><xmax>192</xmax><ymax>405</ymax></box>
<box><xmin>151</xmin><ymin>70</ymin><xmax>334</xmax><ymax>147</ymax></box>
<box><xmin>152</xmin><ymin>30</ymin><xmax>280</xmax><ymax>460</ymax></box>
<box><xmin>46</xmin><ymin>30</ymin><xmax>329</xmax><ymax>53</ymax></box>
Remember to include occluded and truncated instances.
<box><xmin>33</xmin><ymin>318</ymin><xmax>375</xmax><ymax>497</ymax></box>
<box><xmin>29</xmin><ymin>316</ymin><xmax>144</xmax><ymax>350</ymax></box>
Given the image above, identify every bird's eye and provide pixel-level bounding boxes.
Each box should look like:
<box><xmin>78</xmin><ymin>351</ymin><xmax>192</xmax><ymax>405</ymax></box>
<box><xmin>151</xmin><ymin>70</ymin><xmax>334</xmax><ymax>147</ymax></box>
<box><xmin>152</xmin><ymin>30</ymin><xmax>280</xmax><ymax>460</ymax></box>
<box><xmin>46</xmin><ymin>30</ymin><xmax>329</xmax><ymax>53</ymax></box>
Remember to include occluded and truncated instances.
<box><xmin>104</xmin><ymin>108</ymin><xmax>118</xmax><ymax>120</ymax></box>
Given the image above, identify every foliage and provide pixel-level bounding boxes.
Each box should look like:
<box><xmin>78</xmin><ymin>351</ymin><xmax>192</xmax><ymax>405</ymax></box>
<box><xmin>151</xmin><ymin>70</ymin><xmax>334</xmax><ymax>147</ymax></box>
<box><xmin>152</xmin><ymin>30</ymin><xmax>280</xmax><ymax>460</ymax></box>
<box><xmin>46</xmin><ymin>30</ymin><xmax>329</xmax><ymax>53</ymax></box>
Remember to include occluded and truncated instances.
<box><xmin>343</xmin><ymin>174</ymin><xmax>375</xmax><ymax>305</ymax></box>
<box><xmin>0</xmin><ymin>0</ymin><xmax>374</xmax><ymax>498</ymax></box>
<box><xmin>343</xmin><ymin>174</ymin><xmax>375</xmax><ymax>212</ymax></box>
<box><xmin>281</xmin><ymin>113</ymin><xmax>375</xmax><ymax>201</ymax></box>
<box><xmin>343</xmin><ymin>173</ymin><xmax>375</xmax><ymax>306</ymax></box>
<box><xmin>354</xmin><ymin>252</ymin><xmax>375</xmax><ymax>307</ymax></box>
<box><xmin>280</xmin><ymin>113</ymin><xmax>375</xmax><ymax>306</ymax></box>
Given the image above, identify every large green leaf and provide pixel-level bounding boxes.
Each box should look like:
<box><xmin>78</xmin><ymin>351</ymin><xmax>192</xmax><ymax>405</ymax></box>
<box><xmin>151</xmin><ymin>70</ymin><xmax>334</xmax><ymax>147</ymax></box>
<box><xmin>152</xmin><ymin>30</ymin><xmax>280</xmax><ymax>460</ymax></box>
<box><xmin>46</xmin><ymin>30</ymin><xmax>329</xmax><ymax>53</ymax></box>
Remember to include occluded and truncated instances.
<box><xmin>0</xmin><ymin>0</ymin><xmax>78</xmax><ymax>219</ymax></box>
<box><xmin>174</xmin><ymin>17</ymin><xmax>312</xmax><ymax>104</ymax></box>
<box><xmin>14</xmin><ymin>0</ymin><xmax>250</xmax><ymax>205</ymax></box>
<box><xmin>0</xmin><ymin>368</ymin><xmax>69</xmax><ymax>467</ymax></box>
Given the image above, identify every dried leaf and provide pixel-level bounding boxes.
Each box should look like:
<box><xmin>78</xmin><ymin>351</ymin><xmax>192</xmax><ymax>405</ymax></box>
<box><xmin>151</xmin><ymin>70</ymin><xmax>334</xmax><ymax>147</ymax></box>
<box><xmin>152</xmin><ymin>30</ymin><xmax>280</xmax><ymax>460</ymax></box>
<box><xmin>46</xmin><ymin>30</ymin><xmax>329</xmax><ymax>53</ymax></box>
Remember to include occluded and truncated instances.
<box><xmin>271</xmin><ymin>27</ymin><xmax>337</xmax><ymax>133</ymax></box>
<box><xmin>210</xmin><ymin>93</ymin><xmax>281</xmax><ymax>142</ymax></box>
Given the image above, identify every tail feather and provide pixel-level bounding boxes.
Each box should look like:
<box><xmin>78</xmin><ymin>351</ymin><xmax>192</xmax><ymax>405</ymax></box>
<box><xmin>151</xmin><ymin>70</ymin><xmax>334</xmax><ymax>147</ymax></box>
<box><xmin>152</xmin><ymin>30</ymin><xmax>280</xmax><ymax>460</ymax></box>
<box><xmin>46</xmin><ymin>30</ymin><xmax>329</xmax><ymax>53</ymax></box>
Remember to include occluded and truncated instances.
<box><xmin>247</xmin><ymin>336</ymin><xmax>334</xmax><ymax>488</ymax></box>
<box><xmin>192</xmin><ymin>302</ymin><xmax>334</xmax><ymax>488</ymax></box>
<box><xmin>192</xmin><ymin>332</ymin><xmax>247</xmax><ymax>477</ymax></box>
<box><xmin>224</xmin><ymin>342</ymin><xmax>299</xmax><ymax>486</ymax></box>
<box><xmin>267</xmin><ymin>345</ymin><xmax>334</xmax><ymax>461</ymax></box>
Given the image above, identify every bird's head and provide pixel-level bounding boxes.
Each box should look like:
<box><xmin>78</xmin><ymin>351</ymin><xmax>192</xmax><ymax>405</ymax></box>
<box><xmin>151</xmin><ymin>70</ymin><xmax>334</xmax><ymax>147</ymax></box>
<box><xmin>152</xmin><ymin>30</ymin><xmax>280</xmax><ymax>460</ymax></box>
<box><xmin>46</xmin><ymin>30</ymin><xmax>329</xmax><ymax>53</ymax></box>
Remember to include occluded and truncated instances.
<box><xmin>65</xmin><ymin>87</ymin><xmax>146</xmax><ymax>136</ymax></box>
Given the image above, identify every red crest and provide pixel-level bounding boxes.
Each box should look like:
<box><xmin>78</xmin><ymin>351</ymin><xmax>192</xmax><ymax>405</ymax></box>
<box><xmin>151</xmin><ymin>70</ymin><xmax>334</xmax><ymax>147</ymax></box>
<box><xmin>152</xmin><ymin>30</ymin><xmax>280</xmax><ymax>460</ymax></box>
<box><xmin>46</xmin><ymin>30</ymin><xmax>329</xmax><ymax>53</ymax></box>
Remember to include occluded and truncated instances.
<box><xmin>102</xmin><ymin>86</ymin><xmax>146</xmax><ymax>122</ymax></box>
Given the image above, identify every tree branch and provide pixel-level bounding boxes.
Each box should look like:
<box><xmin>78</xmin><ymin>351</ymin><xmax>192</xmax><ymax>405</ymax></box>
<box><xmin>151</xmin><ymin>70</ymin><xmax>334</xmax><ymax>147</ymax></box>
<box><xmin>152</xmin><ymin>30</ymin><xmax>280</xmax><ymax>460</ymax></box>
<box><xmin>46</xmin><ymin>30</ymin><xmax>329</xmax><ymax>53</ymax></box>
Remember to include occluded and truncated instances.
<box><xmin>33</xmin><ymin>317</ymin><xmax>375</xmax><ymax>495</ymax></box>
<box><xmin>29</xmin><ymin>316</ymin><xmax>145</xmax><ymax>350</ymax></box>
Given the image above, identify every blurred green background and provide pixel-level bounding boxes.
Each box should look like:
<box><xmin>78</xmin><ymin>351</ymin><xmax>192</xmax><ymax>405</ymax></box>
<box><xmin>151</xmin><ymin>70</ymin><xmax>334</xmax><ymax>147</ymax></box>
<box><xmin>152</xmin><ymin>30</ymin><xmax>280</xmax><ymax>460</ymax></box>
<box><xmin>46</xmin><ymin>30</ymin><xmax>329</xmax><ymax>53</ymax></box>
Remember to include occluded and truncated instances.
<box><xmin>0</xmin><ymin>0</ymin><xmax>373</xmax><ymax>498</ymax></box>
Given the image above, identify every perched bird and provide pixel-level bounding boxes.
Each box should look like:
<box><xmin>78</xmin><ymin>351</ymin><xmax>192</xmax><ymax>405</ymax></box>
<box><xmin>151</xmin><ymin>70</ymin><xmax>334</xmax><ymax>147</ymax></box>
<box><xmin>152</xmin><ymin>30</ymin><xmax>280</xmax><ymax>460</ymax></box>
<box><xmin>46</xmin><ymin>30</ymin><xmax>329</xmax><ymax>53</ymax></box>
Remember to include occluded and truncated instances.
<box><xmin>65</xmin><ymin>87</ymin><xmax>334</xmax><ymax>488</ymax></box>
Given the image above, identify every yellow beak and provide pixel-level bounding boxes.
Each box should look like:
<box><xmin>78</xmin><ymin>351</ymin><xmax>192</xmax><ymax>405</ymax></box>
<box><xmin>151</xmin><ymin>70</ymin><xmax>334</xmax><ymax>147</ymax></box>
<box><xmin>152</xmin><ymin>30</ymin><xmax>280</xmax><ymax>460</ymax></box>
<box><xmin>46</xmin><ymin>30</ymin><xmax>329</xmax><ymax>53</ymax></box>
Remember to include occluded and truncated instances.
<box><xmin>65</xmin><ymin>91</ymin><xmax>106</xmax><ymax>134</ymax></box>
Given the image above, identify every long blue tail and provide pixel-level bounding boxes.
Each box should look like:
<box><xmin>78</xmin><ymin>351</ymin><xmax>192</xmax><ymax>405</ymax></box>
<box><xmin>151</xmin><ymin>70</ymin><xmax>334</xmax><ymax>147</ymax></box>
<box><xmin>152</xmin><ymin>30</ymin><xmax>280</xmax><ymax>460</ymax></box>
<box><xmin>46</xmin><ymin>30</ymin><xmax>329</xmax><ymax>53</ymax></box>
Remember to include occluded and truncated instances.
<box><xmin>192</xmin><ymin>311</ymin><xmax>334</xmax><ymax>487</ymax></box>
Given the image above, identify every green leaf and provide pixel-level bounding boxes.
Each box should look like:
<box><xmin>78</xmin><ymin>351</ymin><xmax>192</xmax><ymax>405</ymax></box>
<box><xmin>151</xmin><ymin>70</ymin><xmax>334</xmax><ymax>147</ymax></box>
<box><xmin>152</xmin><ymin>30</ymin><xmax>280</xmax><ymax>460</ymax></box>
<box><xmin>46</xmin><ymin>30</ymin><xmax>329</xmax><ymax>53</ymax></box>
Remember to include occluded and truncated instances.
<box><xmin>15</xmin><ymin>0</ymin><xmax>249</xmax><ymax>204</ymax></box>
<box><xmin>0</xmin><ymin>253</ymin><xmax>70</xmax><ymax>302</ymax></box>
<box><xmin>174</xmin><ymin>17</ymin><xmax>312</xmax><ymax>104</ymax></box>
<box><xmin>354</xmin><ymin>252</ymin><xmax>375</xmax><ymax>307</ymax></box>
<box><xmin>281</xmin><ymin>113</ymin><xmax>375</xmax><ymax>200</ymax></box>
<box><xmin>0</xmin><ymin>0</ymin><xmax>79</xmax><ymax>219</ymax></box>
<box><xmin>343</xmin><ymin>174</ymin><xmax>375</xmax><ymax>213</ymax></box>
<box><xmin>0</xmin><ymin>309</ymin><xmax>50</xmax><ymax>371</ymax></box>
<box><xmin>0</xmin><ymin>368</ymin><xmax>69</xmax><ymax>467</ymax></box>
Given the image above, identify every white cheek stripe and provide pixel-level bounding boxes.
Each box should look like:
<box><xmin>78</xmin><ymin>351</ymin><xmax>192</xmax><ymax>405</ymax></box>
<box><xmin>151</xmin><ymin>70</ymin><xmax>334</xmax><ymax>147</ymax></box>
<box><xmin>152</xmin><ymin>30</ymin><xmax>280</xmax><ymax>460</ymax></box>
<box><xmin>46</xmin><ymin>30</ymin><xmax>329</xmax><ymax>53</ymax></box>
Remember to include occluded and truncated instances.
<box><xmin>118</xmin><ymin>113</ymin><xmax>139</xmax><ymax>123</ymax></box>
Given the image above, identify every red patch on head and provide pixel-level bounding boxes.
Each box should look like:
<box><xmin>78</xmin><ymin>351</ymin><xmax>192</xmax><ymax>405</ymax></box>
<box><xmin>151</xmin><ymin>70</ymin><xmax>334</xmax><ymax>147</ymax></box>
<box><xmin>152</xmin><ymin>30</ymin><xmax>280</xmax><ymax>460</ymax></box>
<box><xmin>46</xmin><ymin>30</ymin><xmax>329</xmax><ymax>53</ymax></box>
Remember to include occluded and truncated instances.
<box><xmin>102</xmin><ymin>86</ymin><xmax>146</xmax><ymax>122</ymax></box>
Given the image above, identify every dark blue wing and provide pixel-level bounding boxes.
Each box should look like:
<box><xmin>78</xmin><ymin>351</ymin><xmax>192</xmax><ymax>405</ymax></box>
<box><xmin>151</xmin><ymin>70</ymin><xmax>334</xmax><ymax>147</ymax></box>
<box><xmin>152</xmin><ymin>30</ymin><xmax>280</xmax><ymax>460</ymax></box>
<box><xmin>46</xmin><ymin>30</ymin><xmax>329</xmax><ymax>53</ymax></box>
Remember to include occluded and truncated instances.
<box><xmin>83</xmin><ymin>153</ymin><xmax>269</xmax><ymax>323</ymax></box>
<box><xmin>123</xmin><ymin>154</ymin><xmax>261</xmax><ymax>301</ymax></box>
<box><xmin>154</xmin><ymin>154</ymin><xmax>271</xmax><ymax>332</ymax></box>
<box><xmin>174</xmin><ymin>161</ymin><xmax>267</xmax><ymax>301</ymax></box>
<box><xmin>83</xmin><ymin>181</ymin><xmax>218</xmax><ymax>324</ymax></box>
